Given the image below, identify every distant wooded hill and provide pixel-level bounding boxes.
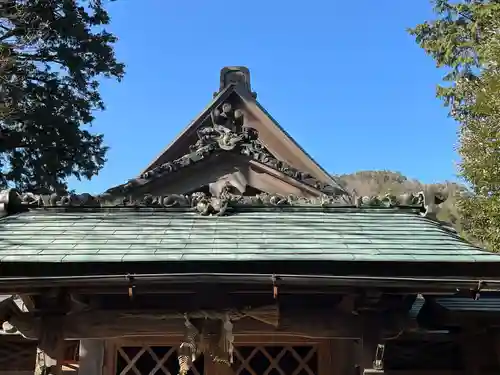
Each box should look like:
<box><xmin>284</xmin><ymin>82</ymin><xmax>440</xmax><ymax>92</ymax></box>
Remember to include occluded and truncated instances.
<box><xmin>334</xmin><ymin>171</ymin><xmax>467</xmax><ymax>232</ymax></box>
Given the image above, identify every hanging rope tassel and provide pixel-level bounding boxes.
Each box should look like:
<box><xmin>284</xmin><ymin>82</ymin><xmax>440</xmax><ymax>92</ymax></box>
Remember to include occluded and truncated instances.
<box><xmin>178</xmin><ymin>352</ymin><xmax>190</xmax><ymax>375</ymax></box>
<box><xmin>178</xmin><ymin>314</ymin><xmax>199</xmax><ymax>375</ymax></box>
<box><xmin>223</xmin><ymin>313</ymin><xmax>234</xmax><ymax>364</ymax></box>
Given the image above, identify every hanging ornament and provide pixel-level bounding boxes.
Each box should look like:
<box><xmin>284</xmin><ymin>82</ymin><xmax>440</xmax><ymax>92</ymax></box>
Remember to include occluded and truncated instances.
<box><xmin>178</xmin><ymin>314</ymin><xmax>200</xmax><ymax>375</ymax></box>
<box><xmin>223</xmin><ymin>313</ymin><xmax>234</xmax><ymax>364</ymax></box>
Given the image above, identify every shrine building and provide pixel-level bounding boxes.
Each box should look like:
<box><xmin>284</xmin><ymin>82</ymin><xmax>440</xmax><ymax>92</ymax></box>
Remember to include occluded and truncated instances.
<box><xmin>1</xmin><ymin>67</ymin><xmax>500</xmax><ymax>375</ymax></box>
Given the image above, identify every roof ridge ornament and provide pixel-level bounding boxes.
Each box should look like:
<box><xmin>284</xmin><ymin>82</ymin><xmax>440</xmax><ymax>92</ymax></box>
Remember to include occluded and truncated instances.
<box><xmin>215</xmin><ymin>66</ymin><xmax>257</xmax><ymax>99</ymax></box>
<box><xmin>0</xmin><ymin>189</ymin><xmax>24</xmax><ymax>217</ymax></box>
<box><xmin>417</xmin><ymin>187</ymin><xmax>447</xmax><ymax>219</ymax></box>
<box><xmin>0</xmin><ymin>189</ymin><xmax>447</xmax><ymax>218</ymax></box>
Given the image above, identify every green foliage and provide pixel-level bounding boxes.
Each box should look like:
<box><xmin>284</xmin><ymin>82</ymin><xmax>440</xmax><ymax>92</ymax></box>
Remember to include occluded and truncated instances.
<box><xmin>0</xmin><ymin>0</ymin><xmax>124</xmax><ymax>192</ymax></box>
<box><xmin>409</xmin><ymin>0</ymin><xmax>500</xmax><ymax>251</ymax></box>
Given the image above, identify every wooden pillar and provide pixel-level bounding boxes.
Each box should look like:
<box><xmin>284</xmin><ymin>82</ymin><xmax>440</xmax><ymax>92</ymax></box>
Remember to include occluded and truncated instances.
<box><xmin>319</xmin><ymin>339</ymin><xmax>355</xmax><ymax>375</ymax></box>
<box><xmin>461</xmin><ymin>327</ymin><xmax>482</xmax><ymax>375</ymax></box>
<box><xmin>79</xmin><ymin>339</ymin><xmax>105</xmax><ymax>375</ymax></box>
<box><xmin>358</xmin><ymin>314</ymin><xmax>384</xmax><ymax>375</ymax></box>
<box><xmin>318</xmin><ymin>340</ymin><xmax>335</xmax><ymax>375</ymax></box>
<box><xmin>34</xmin><ymin>316</ymin><xmax>65</xmax><ymax>375</ymax></box>
<box><xmin>493</xmin><ymin>330</ymin><xmax>500</xmax><ymax>372</ymax></box>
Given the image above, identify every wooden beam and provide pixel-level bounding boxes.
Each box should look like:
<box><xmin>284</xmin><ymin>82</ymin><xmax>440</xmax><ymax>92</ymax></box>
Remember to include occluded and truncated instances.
<box><xmin>7</xmin><ymin>304</ymin><xmax>415</xmax><ymax>341</ymax></box>
<box><xmin>379</xmin><ymin>372</ymin><xmax>475</xmax><ymax>375</ymax></box>
<box><xmin>337</xmin><ymin>294</ymin><xmax>357</xmax><ymax>314</ymax></box>
<box><xmin>74</xmin><ymin>312</ymin><xmax>362</xmax><ymax>339</ymax></box>
<box><xmin>9</xmin><ymin>310</ymin><xmax>363</xmax><ymax>340</ymax></box>
<box><xmin>248</xmin><ymin>159</ymin><xmax>325</xmax><ymax>196</ymax></box>
<box><xmin>359</xmin><ymin>313</ymin><xmax>384</xmax><ymax>374</ymax></box>
<box><xmin>116</xmin><ymin>334</ymin><xmax>324</xmax><ymax>347</ymax></box>
<box><xmin>18</xmin><ymin>295</ymin><xmax>35</xmax><ymax>312</ymax></box>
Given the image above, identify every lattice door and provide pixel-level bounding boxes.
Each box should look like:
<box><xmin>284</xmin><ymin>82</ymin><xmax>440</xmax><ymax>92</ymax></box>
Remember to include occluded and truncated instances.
<box><xmin>116</xmin><ymin>346</ymin><xmax>205</xmax><ymax>375</ymax></box>
<box><xmin>115</xmin><ymin>344</ymin><xmax>318</xmax><ymax>375</ymax></box>
<box><xmin>0</xmin><ymin>338</ymin><xmax>37</xmax><ymax>371</ymax></box>
<box><xmin>232</xmin><ymin>346</ymin><xmax>318</xmax><ymax>375</ymax></box>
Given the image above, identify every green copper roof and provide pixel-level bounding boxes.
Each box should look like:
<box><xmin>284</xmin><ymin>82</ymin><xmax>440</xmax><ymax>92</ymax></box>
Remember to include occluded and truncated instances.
<box><xmin>0</xmin><ymin>208</ymin><xmax>497</xmax><ymax>263</ymax></box>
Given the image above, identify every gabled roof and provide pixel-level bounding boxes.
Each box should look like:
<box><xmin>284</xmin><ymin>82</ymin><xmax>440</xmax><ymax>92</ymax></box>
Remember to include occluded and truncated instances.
<box><xmin>137</xmin><ymin>66</ymin><xmax>345</xmax><ymax>195</ymax></box>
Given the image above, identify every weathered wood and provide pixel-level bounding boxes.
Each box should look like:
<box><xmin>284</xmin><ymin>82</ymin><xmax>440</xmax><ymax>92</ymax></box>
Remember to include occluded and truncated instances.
<box><xmin>17</xmin><ymin>295</ymin><xmax>35</xmax><ymax>311</ymax></box>
<box><xmin>492</xmin><ymin>330</ymin><xmax>500</xmax><ymax>372</ymax></box>
<box><xmin>248</xmin><ymin>160</ymin><xmax>322</xmax><ymax>196</ymax></box>
<box><xmin>461</xmin><ymin>327</ymin><xmax>482</xmax><ymax>375</ymax></box>
<box><xmin>381</xmin><ymin>372</ymin><xmax>472</xmax><ymax>375</ymax></box>
<box><xmin>337</xmin><ymin>294</ymin><xmax>357</xmax><ymax>314</ymax></box>
<box><xmin>12</xmin><ymin>310</ymin><xmax>405</xmax><ymax>341</ymax></box>
<box><xmin>7</xmin><ymin>306</ymin><xmax>417</xmax><ymax>341</ymax></box>
<box><xmin>79</xmin><ymin>339</ymin><xmax>104</xmax><ymax>375</ymax></box>
<box><xmin>115</xmin><ymin>334</ymin><xmax>324</xmax><ymax>349</ymax></box>
<box><xmin>359</xmin><ymin>313</ymin><xmax>384</xmax><ymax>373</ymax></box>
<box><xmin>328</xmin><ymin>339</ymin><xmax>356</xmax><ymax>375</ymax></box>
<box><xmin>138</xmin><ymin>67</ymin><xmax>338</xmax><ymax>193</ymax></box>
<box><xmin>103</xmin><ymin>341</ymin><xmax>117</xmax><ymax>375</ymax></box>
<box><xmin>32</xmin><ymin>314</ymin><xmax>65</xmax><ymax>375</ymax></box>
<box><xmin>318</xmin><ymin>340</ymin><xmax>336</xmax><ymax>375</ymax></box>
<box><xmin>12</xmin><ymin>315</ymin><xmax>358</xmax><ymax>340</ymax></box>
<box><xmin>0</xmin><ymin>295</ymin><xmax>18</xmax><ymax>321</ymax></box>
<box><xmin>78</xmin><ymin>313</ymin><xmax>360</xmax><ymax>339</ymax></box>
<box><xmin>365</xmin><ymin>372</ymin><xmax>500</xmax><ymax>375</ymax></box>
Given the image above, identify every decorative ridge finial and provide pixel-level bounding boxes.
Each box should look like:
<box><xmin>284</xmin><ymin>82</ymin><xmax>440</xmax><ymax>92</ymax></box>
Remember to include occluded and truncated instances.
<box><xmin>0</xmin><ymin>188</ymin><xmax>24</xmax><ymax>217</ymax></box>
<box><xmin>216</xmin><ymin>67</ymin><xmax>257</xmax><ymax>98</ymax></box>
<box><xmin>417</xmin><ymin>186</ymin><xmax>447</xmax><ymax>220</ymax></box>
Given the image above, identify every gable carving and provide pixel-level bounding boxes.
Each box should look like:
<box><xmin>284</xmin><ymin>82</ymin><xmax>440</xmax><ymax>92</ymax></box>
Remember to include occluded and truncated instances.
<box><xmin>142</xmin><ymin>67</ymin><xmax>345</xmax><ymax>194</ymax></box>
<box><xmin>109</xmin><ymin>101</ymin><xmax>345</xmax><ymax>197</ymax></box>
<box><xmin>209</xmin><ymin>171</ymin><xmax>248</xmax><ymax>197</ymax></box>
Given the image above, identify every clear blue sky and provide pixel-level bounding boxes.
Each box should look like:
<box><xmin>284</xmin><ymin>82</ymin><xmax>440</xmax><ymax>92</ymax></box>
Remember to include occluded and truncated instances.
<box><xmin>70</xmin><ymin>0</ymin><xmax>458</xmax><ymax>193</ymax></box>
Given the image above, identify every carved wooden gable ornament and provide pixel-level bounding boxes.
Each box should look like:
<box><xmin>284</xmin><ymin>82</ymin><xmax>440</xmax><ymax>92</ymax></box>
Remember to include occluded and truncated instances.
<box><xmin>108</xmin><ymin>66</ymin><xmax>347</xmax><ymax>199</ymax></box>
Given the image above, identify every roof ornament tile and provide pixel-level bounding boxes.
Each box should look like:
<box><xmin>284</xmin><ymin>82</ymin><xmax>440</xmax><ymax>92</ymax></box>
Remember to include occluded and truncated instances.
<box><xmin>110</xmin><ymin>101</ymin><xmax>345</xmax><ymax>197</ymax></box>
<box><xmin>216</xmin><ymin>66</ymin><xmax>257</xmax><ymax>98</ymax></box>
<box><xmin>0</xmin><ymin>187</ymin><xmax>447</xmax><ymax>218</ymax></box>
<box><xmin>418</xmin><ymin>186</ymin><xmax>447</xmax><ymax>219</ymax></box>
<box><xmin>0</xmin><ymin>188</ymin><xmax>24</xmax><ymax>217</ymax></box>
